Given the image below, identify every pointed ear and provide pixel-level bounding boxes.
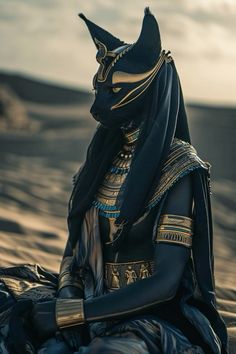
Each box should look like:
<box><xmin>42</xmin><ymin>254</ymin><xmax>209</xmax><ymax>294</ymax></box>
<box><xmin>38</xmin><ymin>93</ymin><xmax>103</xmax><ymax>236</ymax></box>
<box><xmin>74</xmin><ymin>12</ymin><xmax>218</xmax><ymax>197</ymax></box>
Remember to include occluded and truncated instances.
<box><xmin>122</xmin><ymin>7</ymin><xmax>162</xmax><ymax>69</ymax></box>
<box><xmin>79</xmin><ymin>13</ymin><xmax>125</xmax><ymax>51</ymax></box>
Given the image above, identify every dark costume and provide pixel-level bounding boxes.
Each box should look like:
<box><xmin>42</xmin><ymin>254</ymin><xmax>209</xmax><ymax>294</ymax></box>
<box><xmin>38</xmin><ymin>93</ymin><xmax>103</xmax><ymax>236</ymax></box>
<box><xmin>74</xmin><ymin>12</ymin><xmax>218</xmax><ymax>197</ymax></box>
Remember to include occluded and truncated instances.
<box><xmin>0</xmin><ymin>7</ymin><xmax>228</xmax><ymax>354</ymax></box>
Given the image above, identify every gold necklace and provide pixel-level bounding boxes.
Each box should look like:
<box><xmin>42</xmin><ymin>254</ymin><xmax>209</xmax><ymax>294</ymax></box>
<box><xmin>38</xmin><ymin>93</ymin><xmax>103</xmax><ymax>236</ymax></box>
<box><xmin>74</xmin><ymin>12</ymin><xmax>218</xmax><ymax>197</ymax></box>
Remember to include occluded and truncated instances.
<box><xmin>92</xmin><ymin>127</ymin><xmax>140</xmax><ymax>218</ymax></box>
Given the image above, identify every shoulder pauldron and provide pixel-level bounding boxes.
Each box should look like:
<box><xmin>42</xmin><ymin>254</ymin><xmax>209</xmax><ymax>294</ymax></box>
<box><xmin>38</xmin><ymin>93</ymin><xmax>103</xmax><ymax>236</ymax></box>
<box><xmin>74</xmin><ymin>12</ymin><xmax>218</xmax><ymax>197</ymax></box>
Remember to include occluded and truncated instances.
<box><xmin>146</xmin><ymin>138</ymin><xmax>210</xmax><ymax>210</ymax></box>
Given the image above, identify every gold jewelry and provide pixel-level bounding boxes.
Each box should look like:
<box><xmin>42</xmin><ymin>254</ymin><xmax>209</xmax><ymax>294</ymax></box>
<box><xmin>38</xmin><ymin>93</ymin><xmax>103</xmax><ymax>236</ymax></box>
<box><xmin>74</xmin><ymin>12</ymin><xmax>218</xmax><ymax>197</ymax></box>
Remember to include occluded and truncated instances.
<box><xmin>112</xmin><ymin>50</ymin><xmax>172</xmax><ymax>85</ymax></box>
<box><xmin>55</xmin><ymin>298</ymin><xmax>85</xmax><ymax>329</ymax></box>
<box><xmin>93</xmin><ymin>134</ymin><xmax>139</xmax><ymax>218</ymax></box>
<box><xmin>159</xmin><ymin>214</ymin><xmax>193</xmax><ymax>229</ymax></box>
<box><xmin>147</xmin><ymin>138</ymin><xmax>210</xmax><ymax>210</ymax></box>
<box><xmin>94</xmin><ymin>38</ymin><xmax>132</xmax><ymax>83</ymax></box>
<box><xmin>123</xmin><ymin>127</ymin><xmax>141</xmax><ymax>145</ymax></box>
<box><xmin>105</xmin><ymin>260</ymin><xmax>154</xmax><ymax>290</ymax></box>
<box><xmin>111</xmin><ymin>50</ymin><xmax>171</xmax><ymax>110</ymax></box>
<box><xmin>155</xmin><ymin>214</ymin><xmax>193</xmax><ymax>248</ymax></box>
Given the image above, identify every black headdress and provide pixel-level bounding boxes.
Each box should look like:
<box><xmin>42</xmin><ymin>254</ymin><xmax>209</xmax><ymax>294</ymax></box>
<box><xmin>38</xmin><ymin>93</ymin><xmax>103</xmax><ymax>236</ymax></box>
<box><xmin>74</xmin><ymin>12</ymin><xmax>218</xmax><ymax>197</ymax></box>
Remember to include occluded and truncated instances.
<box><xmin>68</xmin><ymin>8</ymin><xmax>190</xmax><ymax>249</ymax></box>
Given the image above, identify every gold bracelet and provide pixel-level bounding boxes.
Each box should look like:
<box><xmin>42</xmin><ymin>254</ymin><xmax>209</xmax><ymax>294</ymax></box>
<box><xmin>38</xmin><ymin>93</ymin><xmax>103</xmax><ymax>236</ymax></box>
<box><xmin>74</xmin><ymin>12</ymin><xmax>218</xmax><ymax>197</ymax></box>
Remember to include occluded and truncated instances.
<box><xmin>159</xmin><ymin>214</ymin><xmax>193</xmax><ymax>229</ymax></box>
<box><xmin>55</xmin><ymin>298</ymin><xmax>85</xmax><ymax>329</ymax></box>
<box><xmin>156</xmin><ymin>214</ymin><xmax>193</xmax><ymax>248</ymax></box>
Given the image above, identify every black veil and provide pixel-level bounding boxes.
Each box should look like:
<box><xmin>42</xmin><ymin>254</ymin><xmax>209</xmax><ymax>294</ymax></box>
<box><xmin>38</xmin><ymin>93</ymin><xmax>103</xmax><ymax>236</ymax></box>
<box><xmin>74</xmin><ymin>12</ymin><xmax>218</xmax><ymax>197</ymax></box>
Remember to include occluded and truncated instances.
<box><xmin>67</xmin><ymin>60</ymin><xmax>190</xmax><ymax>249</ymax></box>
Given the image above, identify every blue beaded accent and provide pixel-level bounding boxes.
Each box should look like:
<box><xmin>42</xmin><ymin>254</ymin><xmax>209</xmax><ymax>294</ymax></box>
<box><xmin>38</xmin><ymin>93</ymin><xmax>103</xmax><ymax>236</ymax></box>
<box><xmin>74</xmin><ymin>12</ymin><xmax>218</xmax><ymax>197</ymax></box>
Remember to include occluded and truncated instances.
<box><xmin>110</xmin><ymin>166</ymin><xmax>130</xmax><ymax>175</ymax></box>
<box><xmin>92</xmin><ymin>138</ymin><xmax>209</xmax><ymax>219</ymax></box>
<box><xmin>146</xmin><ymin>164</ymin><xmax>207</xmax><ymax>211</ymax></box>
<box><xmin>92</xmin><ymin>200</ymin><xmax>118</xmax><ymax>211</ymax></box>
<box><xmin>92</xmin><ymin>200</ymin><xmax>120</xmax><ymax>218</ymax></box>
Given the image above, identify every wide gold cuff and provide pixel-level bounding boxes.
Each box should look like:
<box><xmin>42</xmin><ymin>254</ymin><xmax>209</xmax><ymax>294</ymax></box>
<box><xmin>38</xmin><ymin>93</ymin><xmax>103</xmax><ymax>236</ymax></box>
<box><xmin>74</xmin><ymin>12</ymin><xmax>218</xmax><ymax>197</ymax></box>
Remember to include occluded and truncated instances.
<box><xmin>58</xmin><ymin>256</ymin><xmax>84</xmax><ymax>292</ymax></box>
<box><xmin>55</xmin><ymin>298</ymin><xmax>85</xmax><ymax>329</ymax></box>
<box><xmin>155</xmin><ymin>214</ymin><xmax>193</xmax><ymax>248</ymax></box>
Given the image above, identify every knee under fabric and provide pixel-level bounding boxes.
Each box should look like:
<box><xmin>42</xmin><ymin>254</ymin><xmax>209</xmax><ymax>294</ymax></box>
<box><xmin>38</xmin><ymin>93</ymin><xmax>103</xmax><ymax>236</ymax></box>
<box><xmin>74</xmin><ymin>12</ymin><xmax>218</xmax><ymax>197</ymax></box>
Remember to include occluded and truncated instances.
<box><xmin>8</xmin><ymin>299</ymin><xmax>36</xmax><ymax>354</ymax></box>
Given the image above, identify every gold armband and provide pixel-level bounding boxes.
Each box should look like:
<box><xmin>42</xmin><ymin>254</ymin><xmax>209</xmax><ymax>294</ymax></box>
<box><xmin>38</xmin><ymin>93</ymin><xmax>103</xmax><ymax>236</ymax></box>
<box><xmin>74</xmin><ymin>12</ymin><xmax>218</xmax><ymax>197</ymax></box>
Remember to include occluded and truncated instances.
<box><xmin>155</xmin><ymin>214</ymin><xmax>193</xmax><ymax>248</ymax></box>
<box><xmin>58</xmin><ymin>256</ymin><xmax>84</xmax><ymax>292</ymax></box>
<box><xmin>56</xmin><ymin>298</ymin><xmax>85</xmax><ymax>328</ymax></box>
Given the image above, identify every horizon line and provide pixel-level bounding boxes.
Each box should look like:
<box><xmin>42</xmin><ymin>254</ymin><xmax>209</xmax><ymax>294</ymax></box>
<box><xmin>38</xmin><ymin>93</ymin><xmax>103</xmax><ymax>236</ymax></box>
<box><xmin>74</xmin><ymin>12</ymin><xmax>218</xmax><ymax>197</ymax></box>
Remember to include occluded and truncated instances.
<box><xmin>1</xmin><ymin>68</ymin><xmax>236</xmax><ymax>110</ymax></box>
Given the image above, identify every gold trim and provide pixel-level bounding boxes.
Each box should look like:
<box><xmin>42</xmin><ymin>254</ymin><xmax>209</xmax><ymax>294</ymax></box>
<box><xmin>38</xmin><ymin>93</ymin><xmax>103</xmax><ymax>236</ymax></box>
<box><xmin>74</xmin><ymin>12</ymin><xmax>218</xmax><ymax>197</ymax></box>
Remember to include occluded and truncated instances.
<box><xmin>112</xmin><ymin>87</ymin><xmax>121</xmax><ymax>93</ymax></box>
<box><xmin>94</xmin><ymin>141</ymin><xmax>136</xmax><ymax>209</ymax></box>
<box><xmin>159</xmin><ymin>214</ymin><xmax>193</xmax><ymax>229</ymax></box>
<box><xmin>112</xmin><ymin>50</ymin><xmax>172</xmax><ymax>85</ymax></box>
<box><xmin>112</xmin><ymin>55</ymin><xmax>164</xmax><ymax>84</ymax></box>
<box><xmin>105</xmin><ymin>260</ymin><xmax>154</xmax><ymax>290</ymax></box>
<box><xmin>105</xmin><ymin>260</ymin><xmax>153</xmax><ymax>266</ymax></box>
<box><xmin>156</xmin><ymin>232</ymin><xmax>192</xmax><ymax>248</ymax></box>
<box><xmin>94</xmin><ymin>39</ymin><xmax>132</xmax><ymax>83</ymax></box>
<box><xmin>111</xmin><ymin>50</ymin><xmax>169</xmax><ymax>110</ymax></box>
<box><xmin>95</xmin><ymin>138</ymin><xmax>208</xmax><ymax>217</ymax></box>
<box><xmin>123</xmin><ymin>127</ymin><xmax>141</xmax><ymax>144</ymax></box>
<box><xmin>94</xmin><ymin>38</ymin><xmax>107</xmax><ymax>82</ymax></box>
<box><xmin>156</xmin><ymin>214</ymin><xmax>193</xmax><ymax>248</ymax></box>
<box><xmin>147</xmin><ymin>138</ymin><xmax>209</xmax><ymax>208</ymax></box>
<box><xmin>56</xmin><ymin>298</ymin><xmax>85</xmax><ymax>329</ymax></box>
<box><xmin>158</xmin><ymin>228</ymin><xmax>192</xmax><ymax>236</ymax></box>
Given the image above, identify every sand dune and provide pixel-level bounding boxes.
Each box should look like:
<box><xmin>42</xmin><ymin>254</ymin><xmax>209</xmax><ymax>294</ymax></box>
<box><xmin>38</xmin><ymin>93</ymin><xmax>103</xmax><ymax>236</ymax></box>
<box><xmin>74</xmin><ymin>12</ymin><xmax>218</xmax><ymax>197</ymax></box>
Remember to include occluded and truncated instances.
<box><xmin>0</xmin><ymin>72</ymin><xmax>235</xmax><ymax>352</ymax></box>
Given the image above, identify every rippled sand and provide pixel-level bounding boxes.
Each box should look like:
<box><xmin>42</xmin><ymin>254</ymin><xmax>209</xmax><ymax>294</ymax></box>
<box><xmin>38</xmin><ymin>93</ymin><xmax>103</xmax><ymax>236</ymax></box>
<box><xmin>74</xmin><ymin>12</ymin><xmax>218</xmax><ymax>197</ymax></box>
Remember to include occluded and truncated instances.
<box><xmin>0</xmin><ymin>76</ymin><xmax>235</xmax><ymax>351</ymax></box>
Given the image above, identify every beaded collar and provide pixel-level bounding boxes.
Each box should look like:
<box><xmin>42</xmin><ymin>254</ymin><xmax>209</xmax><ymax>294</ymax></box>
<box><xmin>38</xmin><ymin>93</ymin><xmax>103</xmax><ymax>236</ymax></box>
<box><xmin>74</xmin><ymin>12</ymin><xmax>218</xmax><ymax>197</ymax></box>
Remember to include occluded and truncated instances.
<box><xmin>92</xmin><ymin>138</ymin><xmax>210</xmax><ymax>220</ymax></box>
<box><xmin>92</xmin><ymin>127</ymin><xmax>140</xmax><ymax>218</ymax></box>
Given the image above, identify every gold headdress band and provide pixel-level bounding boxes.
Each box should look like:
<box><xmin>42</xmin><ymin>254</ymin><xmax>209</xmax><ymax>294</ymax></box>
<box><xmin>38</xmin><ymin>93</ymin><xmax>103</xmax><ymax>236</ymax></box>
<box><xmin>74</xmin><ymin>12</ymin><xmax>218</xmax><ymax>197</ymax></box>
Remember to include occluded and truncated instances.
<box><xmin>111</xmin><ymin>50</ymin><xmax>172</xmax><ymax>110</ymax></box>
<box><xmin>95</xmin><ymin>38</ymin><xmax>132</xmax><ymax>82</ymax></box>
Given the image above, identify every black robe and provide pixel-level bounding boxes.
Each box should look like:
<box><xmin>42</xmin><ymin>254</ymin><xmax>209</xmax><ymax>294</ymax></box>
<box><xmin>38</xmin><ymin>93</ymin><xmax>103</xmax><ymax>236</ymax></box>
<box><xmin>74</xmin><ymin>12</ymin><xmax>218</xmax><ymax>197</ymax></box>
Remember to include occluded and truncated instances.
<box><xmin>0</xmin><ymin>138</ymin><xmax>228</xmax><ymax>353</ymax></box>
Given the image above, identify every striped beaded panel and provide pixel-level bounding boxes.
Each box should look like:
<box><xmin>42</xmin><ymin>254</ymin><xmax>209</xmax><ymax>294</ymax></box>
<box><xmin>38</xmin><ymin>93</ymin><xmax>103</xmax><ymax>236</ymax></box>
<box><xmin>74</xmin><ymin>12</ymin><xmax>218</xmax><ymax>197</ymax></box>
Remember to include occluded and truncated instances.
<box><xmin>92</xmin><ymin>128</ymin><xmax>139</xmax><ymax>218</ymax></box>
<box><xmin>146</xmin><ymin>138</ymin><xmax>210</xmax><ymax>210</ymax></box>
<box><xmin>155</xmin><ymin>214</ymin><xmax>194</xmax><ymax>248</ymax></box>
<box><xmin>92</xmin><ymin>138</ymin><xmax>210</xmax><ymax>219</ymax></box>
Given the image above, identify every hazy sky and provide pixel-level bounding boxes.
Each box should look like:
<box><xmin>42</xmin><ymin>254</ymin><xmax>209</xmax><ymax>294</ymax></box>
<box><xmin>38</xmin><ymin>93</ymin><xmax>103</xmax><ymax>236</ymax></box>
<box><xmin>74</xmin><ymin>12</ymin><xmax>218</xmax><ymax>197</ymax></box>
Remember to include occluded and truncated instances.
<box><xmin>0</xmin><ymin>0</ymin><xmax>236</xmax><ymax>105</ymax></box>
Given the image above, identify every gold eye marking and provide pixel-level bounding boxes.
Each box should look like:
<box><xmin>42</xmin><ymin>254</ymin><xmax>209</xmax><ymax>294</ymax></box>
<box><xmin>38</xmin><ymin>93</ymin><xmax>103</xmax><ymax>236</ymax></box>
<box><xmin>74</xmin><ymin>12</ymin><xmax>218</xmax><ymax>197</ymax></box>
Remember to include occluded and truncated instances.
<box><xmin>111</xmin><ymin>50</ymin><xmax>170</xmax><ymax>110</ymax></box>
<box><xmin>112</xmin><ymin>69</ymin><xmax>155</xmax><ymax>85</ymax></box>
<box><xmin>112</xmin><ymin>50</ymin><xmax>172</xmax><ymax>85</ymax></box>
<box><xmin>112</xmin><ymin>87</ymin><xmax>121</xmax><ymax>93</ymax></box>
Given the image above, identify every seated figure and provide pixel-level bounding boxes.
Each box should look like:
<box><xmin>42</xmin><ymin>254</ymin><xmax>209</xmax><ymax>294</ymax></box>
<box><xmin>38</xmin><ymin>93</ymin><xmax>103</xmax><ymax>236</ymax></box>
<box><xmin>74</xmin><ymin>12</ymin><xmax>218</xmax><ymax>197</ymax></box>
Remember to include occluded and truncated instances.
<box><xmin>0</xmin><ymin>7</ymin><xmax>228</xmax><ymax>354</ymax></box>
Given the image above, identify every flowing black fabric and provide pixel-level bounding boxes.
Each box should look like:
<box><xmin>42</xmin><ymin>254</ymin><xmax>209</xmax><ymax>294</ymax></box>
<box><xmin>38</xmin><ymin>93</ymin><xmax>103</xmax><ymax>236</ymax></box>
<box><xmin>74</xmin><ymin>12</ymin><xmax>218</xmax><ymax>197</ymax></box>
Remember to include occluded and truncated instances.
<box><xmin>65</xmin><ymin>58</ymin><xmax>228</xmax><ymax>352</ymax></box>
<box><xmin>7</xmin><ymin>300</ymin><xmax>36</xmax><ymax>354</ymax></box>
<box><xmin>67</xmin><ymin>60</ymin><xmax>190</xmax><ymax>248</ymax></box>
<box><xmin>190</xmin><ymin>169</ymin><xmax>228</xmax><ymax>353</ymax></box>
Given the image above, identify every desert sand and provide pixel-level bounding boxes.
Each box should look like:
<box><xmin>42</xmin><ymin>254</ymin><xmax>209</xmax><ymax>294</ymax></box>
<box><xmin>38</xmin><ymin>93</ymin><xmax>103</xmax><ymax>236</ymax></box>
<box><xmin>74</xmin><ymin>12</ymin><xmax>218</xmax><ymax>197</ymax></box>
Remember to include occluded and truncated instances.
<box><xmin>0</xmin><ymin>72</ymin><xmax>235</xmax><ymax>352</ymax></box>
